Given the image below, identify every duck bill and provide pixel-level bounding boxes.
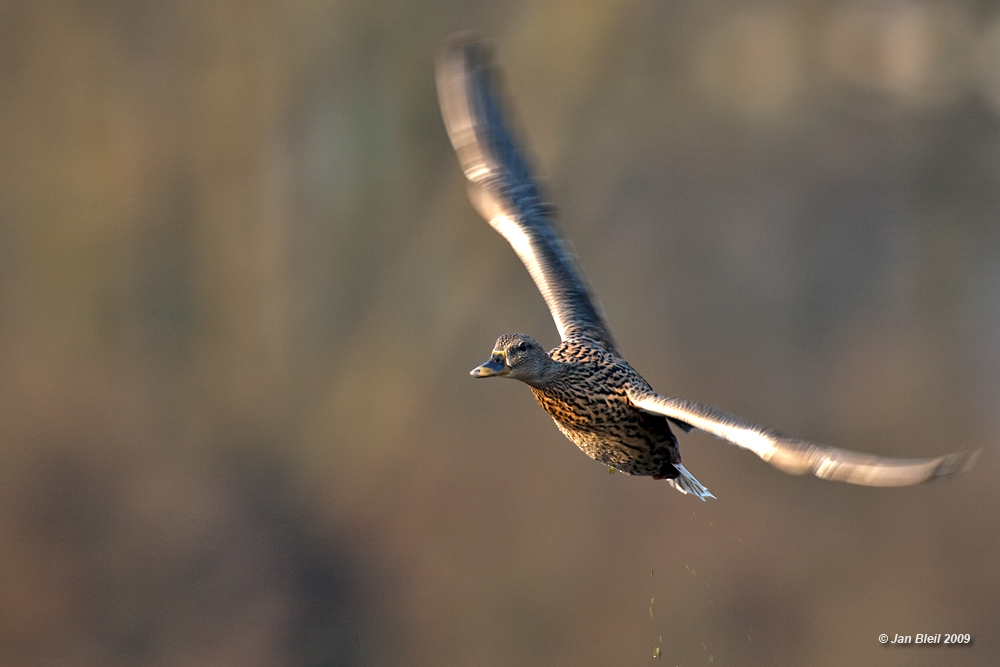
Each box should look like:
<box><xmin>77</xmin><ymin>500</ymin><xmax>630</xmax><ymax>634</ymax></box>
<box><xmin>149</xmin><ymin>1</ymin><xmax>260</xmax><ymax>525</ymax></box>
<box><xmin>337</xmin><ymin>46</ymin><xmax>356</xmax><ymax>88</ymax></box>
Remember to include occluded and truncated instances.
<box><xmin>470</xmin><ymin>357</ymin><xmax>509</xmax><ymax>378</ymax></box>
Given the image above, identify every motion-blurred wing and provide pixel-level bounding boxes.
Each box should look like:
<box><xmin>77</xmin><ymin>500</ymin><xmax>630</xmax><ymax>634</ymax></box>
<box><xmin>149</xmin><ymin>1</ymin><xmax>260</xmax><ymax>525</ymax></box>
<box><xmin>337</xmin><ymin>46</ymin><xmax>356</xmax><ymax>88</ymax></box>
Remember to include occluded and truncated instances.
<box><xmin>626</xmin><ymin>385</ymin><xmax>980</xmax><ymax>486</ymax></box>
<box><xmin>436</xmin><ymin>33</ymin><xmax>617</xmax><ymax>353</ymax></box>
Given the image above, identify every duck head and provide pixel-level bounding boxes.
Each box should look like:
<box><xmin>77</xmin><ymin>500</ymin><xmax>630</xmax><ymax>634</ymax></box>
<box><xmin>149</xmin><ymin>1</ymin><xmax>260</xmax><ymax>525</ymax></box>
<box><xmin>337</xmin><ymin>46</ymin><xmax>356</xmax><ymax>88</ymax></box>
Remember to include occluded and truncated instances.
<box><xmin>470</xmin><ymin>333</ymin><xmax>558</xmax><ymax>386</ymax></box>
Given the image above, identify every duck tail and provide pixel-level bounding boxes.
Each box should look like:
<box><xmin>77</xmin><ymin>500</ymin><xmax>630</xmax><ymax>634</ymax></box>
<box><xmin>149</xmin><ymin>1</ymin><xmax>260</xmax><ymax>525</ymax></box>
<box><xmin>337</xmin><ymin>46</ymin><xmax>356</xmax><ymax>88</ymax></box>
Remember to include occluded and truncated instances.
<box><xmin>666</xmin><ymin>464</ymin><xmax>715</xmax><ymax>501</ymax></box>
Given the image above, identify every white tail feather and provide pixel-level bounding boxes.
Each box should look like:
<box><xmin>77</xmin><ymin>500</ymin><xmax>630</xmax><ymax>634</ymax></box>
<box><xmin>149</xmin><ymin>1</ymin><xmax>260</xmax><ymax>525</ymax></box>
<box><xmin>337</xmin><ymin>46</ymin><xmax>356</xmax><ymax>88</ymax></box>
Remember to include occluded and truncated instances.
<box><xmin>665</xmin><ymin>464</ymin><xmax>715</xmax><ymax>501</ymax></box>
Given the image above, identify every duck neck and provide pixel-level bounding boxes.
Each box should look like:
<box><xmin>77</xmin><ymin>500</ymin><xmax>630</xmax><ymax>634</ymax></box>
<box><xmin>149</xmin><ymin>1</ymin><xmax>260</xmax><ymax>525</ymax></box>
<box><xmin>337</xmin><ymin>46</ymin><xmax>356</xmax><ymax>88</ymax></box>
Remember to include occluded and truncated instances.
<box><xmin>523</xmin><ymin>357</ymin><xmax>568</xmax><ymax>389</ymax></box>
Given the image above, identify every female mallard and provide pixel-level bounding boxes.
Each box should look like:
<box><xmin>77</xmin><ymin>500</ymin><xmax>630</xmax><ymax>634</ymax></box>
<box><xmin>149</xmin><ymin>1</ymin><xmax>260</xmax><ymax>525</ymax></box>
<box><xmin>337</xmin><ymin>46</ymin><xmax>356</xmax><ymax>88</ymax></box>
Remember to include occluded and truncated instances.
<box><xmin>436</xmin><ymin>33</ymin><xmax>979</xmax><ymax>500</ymax></box>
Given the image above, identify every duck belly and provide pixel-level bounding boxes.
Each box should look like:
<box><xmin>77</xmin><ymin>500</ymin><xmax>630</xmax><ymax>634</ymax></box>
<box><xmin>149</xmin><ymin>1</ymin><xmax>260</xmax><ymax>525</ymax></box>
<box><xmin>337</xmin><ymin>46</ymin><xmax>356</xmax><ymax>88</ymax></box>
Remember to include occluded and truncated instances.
<box><xmin>551</xmin><ymin>419</ymin><xmax>677</xmax><ymax>477</ymax></box>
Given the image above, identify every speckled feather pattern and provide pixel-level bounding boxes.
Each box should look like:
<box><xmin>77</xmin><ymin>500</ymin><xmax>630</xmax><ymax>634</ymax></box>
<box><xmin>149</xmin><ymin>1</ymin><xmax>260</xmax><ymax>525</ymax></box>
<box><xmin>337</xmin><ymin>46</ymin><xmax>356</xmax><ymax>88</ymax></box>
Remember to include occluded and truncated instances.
<box><xmin>530</xmin><ymin>337</ymin><xmax>680</xmax><ymax>477</ymax></box>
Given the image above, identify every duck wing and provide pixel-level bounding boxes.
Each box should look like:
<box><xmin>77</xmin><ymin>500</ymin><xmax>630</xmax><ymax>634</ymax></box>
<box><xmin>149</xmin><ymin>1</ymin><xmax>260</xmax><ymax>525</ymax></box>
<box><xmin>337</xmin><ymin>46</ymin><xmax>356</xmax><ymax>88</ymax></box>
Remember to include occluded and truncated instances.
<box><xmin>626</xmin><ymin>385</ymin><xmax>980</xmax><ymax>487</ymax></box>
<box><xmin>436</xmin><ymin>33</ymin><xmax>618</xmax><ymax>354</ymax></box>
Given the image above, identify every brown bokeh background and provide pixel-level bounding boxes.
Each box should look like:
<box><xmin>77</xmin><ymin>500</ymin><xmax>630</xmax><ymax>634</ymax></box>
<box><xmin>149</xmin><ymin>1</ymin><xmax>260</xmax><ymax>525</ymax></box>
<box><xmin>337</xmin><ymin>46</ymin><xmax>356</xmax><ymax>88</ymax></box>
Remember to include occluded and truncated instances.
<box><xmin>1</xmin><ymin>2</ymin><xmax>998</xmax><ymax>665</ymax></box>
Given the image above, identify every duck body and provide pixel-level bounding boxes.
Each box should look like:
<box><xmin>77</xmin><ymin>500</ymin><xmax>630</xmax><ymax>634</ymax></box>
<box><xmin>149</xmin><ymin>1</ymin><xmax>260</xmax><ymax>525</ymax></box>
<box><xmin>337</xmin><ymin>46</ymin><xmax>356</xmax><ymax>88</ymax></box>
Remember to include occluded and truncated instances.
<box><xmin>472</xmin><ymin>332</ymin><xmax>712</xmax><ymax>496</ymax></box>
<box><xmin>529</xmin><ymin>338</ymin><xmax>681</xmax><ymax>477</ymax></box>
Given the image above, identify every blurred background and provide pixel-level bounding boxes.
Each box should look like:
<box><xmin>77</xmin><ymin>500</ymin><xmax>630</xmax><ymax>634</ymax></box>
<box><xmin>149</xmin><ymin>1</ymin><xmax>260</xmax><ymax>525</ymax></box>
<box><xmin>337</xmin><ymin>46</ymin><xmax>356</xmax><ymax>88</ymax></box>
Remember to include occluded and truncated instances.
<box><xmin>1</xmin><ymin>1</ymin><xmax>998</xmax><ymax>665</ymax></box>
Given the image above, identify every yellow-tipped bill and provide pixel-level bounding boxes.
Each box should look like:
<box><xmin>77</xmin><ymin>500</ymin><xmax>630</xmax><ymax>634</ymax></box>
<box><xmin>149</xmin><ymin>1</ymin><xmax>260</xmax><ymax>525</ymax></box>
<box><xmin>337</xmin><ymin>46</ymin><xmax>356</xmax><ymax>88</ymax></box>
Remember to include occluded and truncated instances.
<box><xmin>470</xmin><ymin>351</ymin><xmax>509</xmax><ymax>377</ymax></box>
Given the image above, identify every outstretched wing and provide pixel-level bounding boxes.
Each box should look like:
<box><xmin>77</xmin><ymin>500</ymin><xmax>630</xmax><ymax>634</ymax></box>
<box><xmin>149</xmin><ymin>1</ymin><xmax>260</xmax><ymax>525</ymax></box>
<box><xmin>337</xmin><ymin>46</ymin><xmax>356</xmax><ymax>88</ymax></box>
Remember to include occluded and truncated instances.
<box><xmin>626</xmin><ymin>385</ymin><xmax>980</xmax><ymax>487</ymax></box>
<box><xmin>436</xmin><ymin>33</ymin><xmax>617</xmax><ymax>353</ymax></box>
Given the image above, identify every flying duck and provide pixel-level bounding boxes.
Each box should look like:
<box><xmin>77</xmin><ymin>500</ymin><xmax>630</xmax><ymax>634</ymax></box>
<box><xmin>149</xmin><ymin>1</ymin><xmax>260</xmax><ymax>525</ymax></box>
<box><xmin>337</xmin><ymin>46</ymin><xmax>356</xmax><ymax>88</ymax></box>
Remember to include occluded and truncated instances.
<box><xmin>436</xmin><ymin>33</ymin><xmax>980</xmax><ymax>499</ymax></box>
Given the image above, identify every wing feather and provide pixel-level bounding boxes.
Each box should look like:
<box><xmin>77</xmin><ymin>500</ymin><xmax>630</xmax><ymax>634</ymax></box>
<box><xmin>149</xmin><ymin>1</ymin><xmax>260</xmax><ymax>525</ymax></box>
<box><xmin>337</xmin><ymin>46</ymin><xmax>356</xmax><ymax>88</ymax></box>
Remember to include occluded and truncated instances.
<box><xmin>436</xmin><ymin>33</ymin><xmax>617</xmax><ymax>353</ymax></box>
<box><xmin>626</xmin><ymin>385</ymin><xmax>980</xmax><ymax>487</ymax></box>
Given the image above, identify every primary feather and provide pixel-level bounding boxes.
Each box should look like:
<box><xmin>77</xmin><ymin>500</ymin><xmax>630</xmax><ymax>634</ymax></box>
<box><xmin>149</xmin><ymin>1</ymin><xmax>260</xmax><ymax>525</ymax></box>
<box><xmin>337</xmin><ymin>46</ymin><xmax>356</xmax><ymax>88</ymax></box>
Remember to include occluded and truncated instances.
<box><xmin>436</xmin><ymin>34</ymin><xmax>617</xmax><ymax>354</ymax></box>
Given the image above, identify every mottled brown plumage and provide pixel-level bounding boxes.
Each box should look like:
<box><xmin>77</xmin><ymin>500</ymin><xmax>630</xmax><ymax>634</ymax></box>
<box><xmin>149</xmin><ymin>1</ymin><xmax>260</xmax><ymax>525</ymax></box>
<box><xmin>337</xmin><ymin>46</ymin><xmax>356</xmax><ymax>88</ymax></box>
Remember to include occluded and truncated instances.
<box><xmin>529</xmin><ymin>337</ymin><xmax>678</xmax><ymax>476</ymax></box>
<box><xmin>472</xmin><ymin>332</ymin><xmax>710</xmax><ymax>497</ymax></box>
<box><xmin>438</xmin><ymin>33</ymin><xmax>979</xmax><ymax>499</ymax></box>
